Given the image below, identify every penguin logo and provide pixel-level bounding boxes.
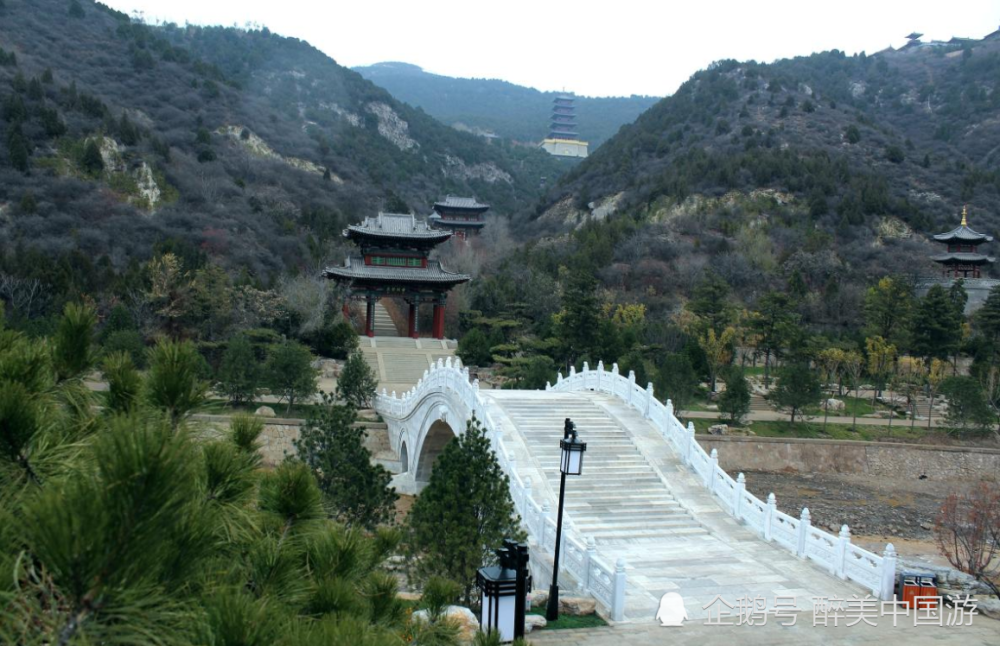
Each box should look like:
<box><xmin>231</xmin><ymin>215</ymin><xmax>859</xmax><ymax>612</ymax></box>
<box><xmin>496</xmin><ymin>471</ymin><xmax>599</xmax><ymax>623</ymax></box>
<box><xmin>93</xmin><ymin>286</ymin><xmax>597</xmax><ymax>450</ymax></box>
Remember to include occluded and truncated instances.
<box><xmin>655</xmin><ymin>592</ymin><xmax>688</xmax><ymax>626</ymax></box>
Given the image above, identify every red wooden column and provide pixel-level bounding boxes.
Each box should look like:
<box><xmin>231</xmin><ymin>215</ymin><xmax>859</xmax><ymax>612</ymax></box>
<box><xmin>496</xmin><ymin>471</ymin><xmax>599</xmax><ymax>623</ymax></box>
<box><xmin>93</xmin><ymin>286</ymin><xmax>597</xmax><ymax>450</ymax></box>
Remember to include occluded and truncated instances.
<box><xmin>365</xmin><ymin>297</ymin><xmax>375</xmax><ymax>337</ymax></box>
<box><xmin>432</xmin><ymin>302</ymin><xmax>445</xmax><ymax>339</ymax></box>
<box><xmin>408</xmin><ymin>299</ymin><xmax>419</xmax><ymax>339</ymax></box>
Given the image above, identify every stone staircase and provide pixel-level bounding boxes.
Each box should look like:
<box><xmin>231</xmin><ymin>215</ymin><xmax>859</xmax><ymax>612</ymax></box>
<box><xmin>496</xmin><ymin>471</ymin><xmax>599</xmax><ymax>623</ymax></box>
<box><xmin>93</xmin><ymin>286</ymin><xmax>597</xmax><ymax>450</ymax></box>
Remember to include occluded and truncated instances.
<box><xmin>491</xmin><ymin>396</ymin><xmax>705</xmax><ymax>545</ymax></box>
<box><xmin>373</xmin><ymin>300</ymin><xmax>398</xmax><ymax>336</ymax></box>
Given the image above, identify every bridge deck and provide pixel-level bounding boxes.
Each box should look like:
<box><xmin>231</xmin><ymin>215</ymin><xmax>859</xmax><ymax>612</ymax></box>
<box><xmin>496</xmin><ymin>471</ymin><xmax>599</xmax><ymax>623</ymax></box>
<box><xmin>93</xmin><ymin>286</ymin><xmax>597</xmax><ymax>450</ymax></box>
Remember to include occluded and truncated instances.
<box><xmin>483</xmin><ymin>391</ymin><xmax>864</xmax><ymax>622</ymax></box>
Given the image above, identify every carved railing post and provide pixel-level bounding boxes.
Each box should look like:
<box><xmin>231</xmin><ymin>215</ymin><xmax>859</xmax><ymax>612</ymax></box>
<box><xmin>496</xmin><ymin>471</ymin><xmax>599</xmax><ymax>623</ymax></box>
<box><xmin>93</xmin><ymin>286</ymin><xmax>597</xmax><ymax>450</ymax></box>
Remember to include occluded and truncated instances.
<box><xmin>612</xmin><ymin>558</ymin><xmax>627</xmax><ymax>622</ymax></box>
<box><xmin>880</xmin><ymin>544</ymin><xmax>897</xmax><ymax>600</ymax></box>
<box><xmin>734</xmin><ymin>473</ymin><xmax>746</xmax><ymax>518</ymax></box>
<box><xmin>706</xmin><ymin>448</ymin><xmax>719</xmax><ymax>489</ymax></box>
<box><xmin>797</xmin><ymin>507</ymin><xmax>811</xmax><ymax>558</ymax></box>
<box><xmin>597</xmin><ymin>360</ymin><xmax>604</xmax><ymax>391</ymax></box>
<box><xmin>584</xmin><ymin>537</ymin><xmax>597</xmax><ymax>591</ymax></box>
<box><xmin>764</xmin><ymin>493</ymin><xmax>776</xmax><ymax>541</ymax></box>
<box><xmin>627</xmin><ymin>370</ymin><xmax>636</xmax><ymax>404</ymax></box>
<box><xmin>684</xmin><ymin>421</ymin><xmax>696</xmax><ymax>465</ymax></box>
<box><xmin>836</xmin><ymin>525</ymin><xmax>850</xmax><ymax>579</ymax></box>
<box><xmin>644</xmin><ymin>382</ymin><xmax>654</xmax><ymax>417</ymax></box>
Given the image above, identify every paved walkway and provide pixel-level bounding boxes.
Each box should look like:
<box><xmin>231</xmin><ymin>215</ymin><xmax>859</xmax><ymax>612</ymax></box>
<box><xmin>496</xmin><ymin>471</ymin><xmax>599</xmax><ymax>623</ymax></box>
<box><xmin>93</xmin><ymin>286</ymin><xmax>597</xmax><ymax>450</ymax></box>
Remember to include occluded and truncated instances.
<box><xmin>681</xmin><ymin>409</ymin><xmax>949</xmax><ymax>428</ymax></box>
<box><xmin>483</xmin><ymin>392</ymin><xmax>868</xmax><ymax>622</ymax></box>
<box><xmin>358</xmin><ymin>336</ymin><xmax>456</xmax><ymax>395</ymax></box>
<box><xmin>530</xmin><ymin>612</ymin><xmax>1000</xmax><ymax>645</ymax></box>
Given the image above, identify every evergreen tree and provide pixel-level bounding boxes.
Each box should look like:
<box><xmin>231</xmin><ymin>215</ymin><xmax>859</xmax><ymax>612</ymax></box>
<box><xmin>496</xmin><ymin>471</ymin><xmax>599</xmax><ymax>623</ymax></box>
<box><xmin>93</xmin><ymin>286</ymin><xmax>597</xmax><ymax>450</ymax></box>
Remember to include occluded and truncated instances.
<box><xmin>718</xmin><ymin>366</ymin><xmax>751</xmax><ymax>425</ymax></box>
<box><xmin>18</xmin><ymin>191</ymin><xmax>36</xmax><ymax>214</ymax></box>
<box><xmin>294</xmin><ymin>395</ymin><xmax>397</xmax><ymax>530</ymax></box>
<box><xmin>940</xmin><ymin>376</ymin><xmax>995</xmax><ymax>433</ymax></box>
<box><xmin>7</xmin><ymin>126</ymin><xmax>29</xmax><ymax>172</ymax></box>
<box><xmin>102</xmin><ymin>351</ymin><xmax>142</xmax><ymax>414</ymax></box>
<box><xmin>772</xmin><ymin>363</ymin><xmax>821</xmax><ymax>425</ymax></box>
<box><xmin>118</xmin><ymin>111</ymin><xmax>140</xmax><ymax>146</ymax></box>
<box><xmin>146</xmin><ymin>338</ymin><xmax>208</xmax><ymax>426</ymax></box>
<box><xmin>337</xmin><ymin>351</ymin><xmax>378</xmax><ymax>408</ymax></box>
<box><xmin>80</xmin><ymin>139</ymin><xmax>104</xmax><ymax>176</ymax></box>
<box><xmin>68</xmin><ymin>0</ymin><xmax>84</xmax><ymax>18</ymax></box>
<box><xmin>911</xmin><ymin>284</ymin><xmax>962</xmax><ymax>363</ymax></box>
<box><xmin>217</xmin><ymin>334</ymin><xmax>260</xmax><ymax>405</ymax></box>
<box><xmin>688</xmin><ymin>271</ymin><xmax>733</xmax><ymax>333</ymax></box>
<box><xmin>654</xmin><ymin>352</ymin><xmax>699</xmax><ymax>413</ymax></box>
<box><xmin>863</xmin><ymin>276</ymin><xmax>913</xmax><ymax>350</ymax></box>
<box><xmin>264</xmin><ymin>340</ymin><xmax>318</xmax><ymax>413</ymax></box>
<box><xmin>41</xmin><ymin>68</ymin><xmax>53</xmax><ymax>84</ymax></box>
<box><xmin>52</xmin><ymin>302</ymin><xmax>97</xmax><ymax>382</ymax></box>
<box><xmin>406</xmin><ymin>416</ymin><xmax>524</xmax><ymax>603</ymax></box>
<box><xmin>457</xmin><ymin>327</ymin><xmax>493</xmax><ymax>366</ymax></box>
<box><xmin>977</xmin><ymin>285</ymin><xmax>1000</xmax><ymax>365</ymax></box>
<box><xmin>749</xmin><ymin>291</ymin><xmax>798</xmax><ymax>386</ymax></box>
<box><xmin>557</xmin><ymin>271</ymin><xmax>601</xmax><ymax>365</ymax></box>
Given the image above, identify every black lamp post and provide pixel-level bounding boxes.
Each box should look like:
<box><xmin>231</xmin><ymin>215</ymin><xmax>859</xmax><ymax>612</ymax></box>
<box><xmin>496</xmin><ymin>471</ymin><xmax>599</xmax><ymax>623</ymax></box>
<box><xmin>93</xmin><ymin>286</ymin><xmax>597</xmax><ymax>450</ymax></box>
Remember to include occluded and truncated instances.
<box><xmin>477</xmin><ymin>539</ymin><xmax>531</xmax><ymax>641</ymax></box>
<box><xmin>546</xmin><ymin>418</ymin><xmax>587</xmax><ymax>621</ymax></box>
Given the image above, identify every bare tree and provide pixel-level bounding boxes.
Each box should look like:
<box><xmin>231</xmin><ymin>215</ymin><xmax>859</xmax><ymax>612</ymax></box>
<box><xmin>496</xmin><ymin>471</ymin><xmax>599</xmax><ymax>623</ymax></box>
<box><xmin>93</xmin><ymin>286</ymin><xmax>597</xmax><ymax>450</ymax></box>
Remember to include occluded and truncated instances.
<box><xmin>0</xmin><ymin>274</ymin><xmax>42</xmax><ymax>319</ymax></box>
<box><xmin>935</xmin><ymin>482</ymin><xmax>1000</xmax><ymax>600</ymax></box>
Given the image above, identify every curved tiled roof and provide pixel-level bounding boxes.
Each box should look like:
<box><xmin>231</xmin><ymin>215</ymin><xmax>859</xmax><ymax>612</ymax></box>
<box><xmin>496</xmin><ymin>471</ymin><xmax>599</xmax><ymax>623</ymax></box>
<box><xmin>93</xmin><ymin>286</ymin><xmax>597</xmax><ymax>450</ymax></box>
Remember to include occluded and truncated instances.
<box><xmin>433</xmin><ymin>196</ymin><xmax>489</xmax><ymax>211</ymax></box>
<box><xmin>930</xmin><ymin>253</ymin><xmax>996</xmax><ymax>264</ymax></box>
<box><xmin>345</xmin><ymin>212</ymin><xmax>452</xmax><ymax>242</ymax></box>
<box><xmin>933</xmin><ymin>225</ymin><xmax>993</xmax><ymax>243</ymax></box>
<box><xmin>323</xmin><ymin>257</ymin><xmax>471</xmax><ymax>285</ymax></box>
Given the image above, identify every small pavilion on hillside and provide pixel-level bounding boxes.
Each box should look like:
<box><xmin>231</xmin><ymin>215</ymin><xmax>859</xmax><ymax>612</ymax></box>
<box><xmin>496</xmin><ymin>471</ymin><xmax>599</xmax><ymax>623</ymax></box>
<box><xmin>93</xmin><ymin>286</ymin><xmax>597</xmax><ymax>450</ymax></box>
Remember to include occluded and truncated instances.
<box><xmin>428</xmin><ymin>196</ymin><xmax>490</xmax><ymax>239</ymax></box>
<box><xmin>323</xmin><ymin>212</ymin><xmax>470</xmax><ymax>339</ymax></box>
<box><xmin>931</xmin><ymin>206</ymin><xmax>995</xmax><ymax>279</ymax></box>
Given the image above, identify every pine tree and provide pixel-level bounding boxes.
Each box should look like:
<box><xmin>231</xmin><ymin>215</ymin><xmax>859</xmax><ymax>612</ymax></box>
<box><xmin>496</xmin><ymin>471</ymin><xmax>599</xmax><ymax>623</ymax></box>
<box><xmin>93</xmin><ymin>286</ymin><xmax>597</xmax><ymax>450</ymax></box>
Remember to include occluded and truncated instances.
<box><xmin>337</xmin><ymin>351</ymin><xmax>378</xmax><ymax>408</ymax></box>
<box><xmin>406</xmin><ymin>416</ymin><xmax>524</xmax><ymax>603</ymax></box>
<box><xmin>558</xmin><ymin>270</ymin><xmax>601</xmax><ymax>365</ymax></box>
<box><xmin>718</xmin><ymin>367</ymin><xmax>751</xmax><ymax>425</ymax></box>
<box><xmin>80</xmin><ymin>139</ymin><xmax>104</xmax><ymax>176</ymax></box>
<box><xmin>911</xmin><ymin>284</ymin><xmax>962</xmax><ymax>362</ymax></box>
<box><xmin>145</xmin><ymin>338</ymin><xmax>208</xmax><ymax>426</ymax></box>
<box><xmin>688</xmin><ymin>271</ymin><xmax>733</xmax><ymax>333</ymax></box>
<box><xmin>217</xmin><ymin>334</ymin><xmax>260</xmax><ymax>405</ymax></box>
<box><xmin>264</xmin><ymin>339</ymin><xmax>318</xmax><ymax>413</ymax></box>
<box><xmin>6</xmin><ymin>125</ymin><xmax>29</xmax><ymax>172</ymax></box>
<box><xmin>294</xmin><ymin>395</ymin><xmax>397</xmax><ymax>530</ymax></box>
<box><xmin>772</xmin><ymin>363</ymin><xmax>821</xmax><ymax>425</ymax></box>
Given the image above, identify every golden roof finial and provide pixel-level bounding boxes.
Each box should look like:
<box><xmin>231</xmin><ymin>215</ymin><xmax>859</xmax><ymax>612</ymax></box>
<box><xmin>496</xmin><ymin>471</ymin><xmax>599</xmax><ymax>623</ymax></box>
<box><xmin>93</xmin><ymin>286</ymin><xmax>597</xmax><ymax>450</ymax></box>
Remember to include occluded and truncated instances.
<box><xmin>962</xmin><ymin>205</ymin><xmax>968</xmax><ymax>227</ymax></box>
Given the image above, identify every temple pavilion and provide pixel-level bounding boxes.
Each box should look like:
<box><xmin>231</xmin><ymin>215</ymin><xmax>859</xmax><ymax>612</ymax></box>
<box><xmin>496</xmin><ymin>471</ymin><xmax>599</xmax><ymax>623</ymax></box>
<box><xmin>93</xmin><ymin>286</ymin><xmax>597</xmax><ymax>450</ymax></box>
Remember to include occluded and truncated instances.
<box><xmin>429</xmin><ymin>196</ymin><xmax>490</xmax><ymax>239</ymax></box>
<box><xmin>931</xmin><ymin>206</ymin><xmax>995</xmax><ymax>279</ymax></box>
<box><xmin>323</xmin><ymin>212</ymin><xmax>470</xmax><ymax>339</ymax></box>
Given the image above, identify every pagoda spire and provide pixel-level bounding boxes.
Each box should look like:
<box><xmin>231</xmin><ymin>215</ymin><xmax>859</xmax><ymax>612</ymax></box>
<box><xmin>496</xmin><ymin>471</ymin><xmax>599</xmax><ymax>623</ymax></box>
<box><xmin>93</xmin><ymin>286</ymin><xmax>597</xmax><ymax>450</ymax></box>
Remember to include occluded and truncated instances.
<box><xmin>962</xmin><ymin>204</ymin><xmax>968</xmax><ymax>227</ymax></box>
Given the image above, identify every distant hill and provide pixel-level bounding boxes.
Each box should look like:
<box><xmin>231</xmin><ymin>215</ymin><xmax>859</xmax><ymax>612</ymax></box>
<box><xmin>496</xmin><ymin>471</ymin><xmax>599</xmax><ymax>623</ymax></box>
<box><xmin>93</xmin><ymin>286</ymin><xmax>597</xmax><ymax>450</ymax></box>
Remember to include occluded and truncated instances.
<box><xmin>0</xmin><ymin>0</ymin><xmax>562</xmax><ymax>282</ymax></box>
<box><xmin>354</xmin><ymin>62</ymin><xmax>660</xmax><ymax>147</ymax></box>
<box><xmin>528</xmin><ymin>36</ymin><xmax>1000</xmax><ymax>291</ymax></box>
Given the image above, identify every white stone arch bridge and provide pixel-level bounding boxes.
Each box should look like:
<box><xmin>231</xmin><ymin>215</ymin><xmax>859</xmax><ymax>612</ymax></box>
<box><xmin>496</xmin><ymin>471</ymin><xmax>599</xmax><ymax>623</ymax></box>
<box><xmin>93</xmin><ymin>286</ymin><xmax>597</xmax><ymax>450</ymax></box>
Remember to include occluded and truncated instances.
<box><xmin>376</xmin><ymin>358</ymin><xmax>897</xmax><ymax>623</ymax></box>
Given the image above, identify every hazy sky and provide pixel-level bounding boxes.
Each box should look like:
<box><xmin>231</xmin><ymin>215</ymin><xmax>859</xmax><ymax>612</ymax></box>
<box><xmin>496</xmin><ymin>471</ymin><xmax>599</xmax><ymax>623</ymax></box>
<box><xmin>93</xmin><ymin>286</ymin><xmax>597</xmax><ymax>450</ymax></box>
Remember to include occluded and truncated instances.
<box><xmin>103</xmin><ymin>0</ymin><xmax>999</xmax><ymax>97</ymax></box>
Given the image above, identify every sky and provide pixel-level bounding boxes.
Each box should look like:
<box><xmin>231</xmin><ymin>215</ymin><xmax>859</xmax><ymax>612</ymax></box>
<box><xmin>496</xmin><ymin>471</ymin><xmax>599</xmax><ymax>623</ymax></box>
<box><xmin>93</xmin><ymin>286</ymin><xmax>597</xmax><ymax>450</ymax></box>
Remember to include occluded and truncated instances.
<box><xmin>102</xmin><ymin>0</ymin><xmax>999</xmax><ymax>97</ymax></box>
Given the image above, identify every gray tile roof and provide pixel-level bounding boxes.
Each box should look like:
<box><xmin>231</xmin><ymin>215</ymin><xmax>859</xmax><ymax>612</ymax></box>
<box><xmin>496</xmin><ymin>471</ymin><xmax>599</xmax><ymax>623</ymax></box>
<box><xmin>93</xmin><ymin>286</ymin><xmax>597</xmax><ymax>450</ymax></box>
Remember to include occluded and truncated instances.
<box><xmin>433</xmin><ymin>196</ymin><xmax>489</xmax><ymax>210</ymax></box>
<box><xmin>933</xmin><ymin>225</ymin><xmax>993</xmax><ymax>243</ymax></box>
<box><xmin>930</xmin><ymin>253</ymin><xmax>996</xmax><ymax>263</ymax></box>
<box><xmin>323</xmin><ymin>257</ymin><xmax>471</xmax><ymax>284</ymax></box>
<box><xmin>345</xmin><ymin>212</ymin><xmax>452</xmax><ymax>240</ymax></box>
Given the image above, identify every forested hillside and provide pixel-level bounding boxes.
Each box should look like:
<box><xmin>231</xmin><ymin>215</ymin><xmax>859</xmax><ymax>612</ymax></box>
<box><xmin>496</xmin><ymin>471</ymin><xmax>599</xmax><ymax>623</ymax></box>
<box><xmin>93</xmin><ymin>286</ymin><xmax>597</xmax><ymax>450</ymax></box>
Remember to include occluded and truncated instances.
<box><xmin>517</xmin><ymin>37</ymin><xmax>1000</xmax><ymax>302</ymax></box>
<box><xmin>0</xmin><ymin>0</ymin><xmax>561</xmax><ymax>296</ymax></box>
<box><xmin>355</xmin><ymin>62</ymin><xmax>659</xmax><ymax>146</ymax></box>
<box><xmin>456</xmin><ymin>34</ymin><xmax>1000</xmax><ymax>396</ymax></box>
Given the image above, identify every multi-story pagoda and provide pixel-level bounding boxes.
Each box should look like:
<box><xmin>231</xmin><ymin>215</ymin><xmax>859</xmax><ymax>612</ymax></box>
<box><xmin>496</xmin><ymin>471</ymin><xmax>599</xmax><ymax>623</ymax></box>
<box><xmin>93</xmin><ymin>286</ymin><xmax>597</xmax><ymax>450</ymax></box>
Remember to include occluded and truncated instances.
<box><xmin>931</xmin><ymin>206</ymin><xmax>995</xmax><ymax>279</ymax></box>
<box><xmin>429</xmin><ymin>196</ymin><xmax>490</xmax><ymax>239</ymax></box>
<box><xmin>540</xmin><ymin>94</ymin><xmax>589</xmax><ymax>159</ymax></box>
<box><xmin>323</xmin><ymin>212</ymin><xmax>470</xmax><ymax>339</ymax></box>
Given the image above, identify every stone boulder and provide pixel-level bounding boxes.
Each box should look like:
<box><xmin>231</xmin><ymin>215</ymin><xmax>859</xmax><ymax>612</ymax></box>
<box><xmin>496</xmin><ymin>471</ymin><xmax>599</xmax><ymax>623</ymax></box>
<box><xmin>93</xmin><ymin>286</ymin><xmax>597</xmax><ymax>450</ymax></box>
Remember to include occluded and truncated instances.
<box><xmin>977</xmin><ymin>597</ymin><xmax>1000</xmax><ymax>619</ymax></box>
<box><xmin>708</xmin><ymin>424</ymin><xmax>729</xmax><ymax>436</ymax></box>
<box><xmin>560</xmin><ymin>596</ymin><xmax>597</xmax><ymax>616</ymax></box>
<box><xmin>529</xmin><ymin>589</ymin><xmax>548</xmax><ymax>608</ymax></box>
<box><xmin>254</xmin><ymin>406</ymin><xmax>276</xmax><ymax>418</ymax></box>
<box><xmin>412</xmin><ymin>606</ymin><xmax>479</xmax><ymax>642</ymax></box>
<box><xmin>525</xmin><ymin>614</ymin><xmax>547</xmax><ymax>633</ymax></box>
<box><xmin>826</xmin><ymin>398</ymin><xmax>846</xmax><ymax>412</ymax></box>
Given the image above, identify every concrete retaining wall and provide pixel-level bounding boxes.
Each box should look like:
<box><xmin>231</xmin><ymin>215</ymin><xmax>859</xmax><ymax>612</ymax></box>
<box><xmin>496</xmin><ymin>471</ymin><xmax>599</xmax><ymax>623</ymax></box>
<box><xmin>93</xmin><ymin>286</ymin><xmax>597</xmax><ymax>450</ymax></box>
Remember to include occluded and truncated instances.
<box><xmin>696</xmin><ymin>435</ymin><xmax>1000</xmax><ymax>481</ymax></box>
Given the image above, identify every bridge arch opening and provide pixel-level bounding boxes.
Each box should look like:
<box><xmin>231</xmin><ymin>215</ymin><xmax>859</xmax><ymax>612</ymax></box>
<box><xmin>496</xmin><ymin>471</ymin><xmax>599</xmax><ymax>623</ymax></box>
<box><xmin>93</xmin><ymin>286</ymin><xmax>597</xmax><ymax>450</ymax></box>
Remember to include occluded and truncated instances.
<box><xmin>399</xmin><ymin>441</ymin><xmax>409</xmax><ymax>473</ymax></box>
<box><xmin>415</xmin><ymin>420</ymin><xmax>456</xmax><ymax>484</ymax></box>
